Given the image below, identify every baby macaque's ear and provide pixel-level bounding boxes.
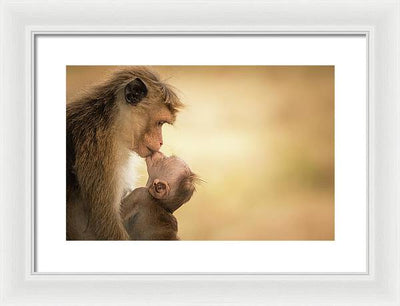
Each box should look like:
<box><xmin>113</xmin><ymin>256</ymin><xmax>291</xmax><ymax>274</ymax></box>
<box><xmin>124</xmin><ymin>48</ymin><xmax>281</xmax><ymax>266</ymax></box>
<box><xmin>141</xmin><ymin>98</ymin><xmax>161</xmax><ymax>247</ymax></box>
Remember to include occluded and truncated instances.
<box><xmin>149</xmin><ymin>179</ymin><xmax>170</xmax><ymax>200</ymax></box>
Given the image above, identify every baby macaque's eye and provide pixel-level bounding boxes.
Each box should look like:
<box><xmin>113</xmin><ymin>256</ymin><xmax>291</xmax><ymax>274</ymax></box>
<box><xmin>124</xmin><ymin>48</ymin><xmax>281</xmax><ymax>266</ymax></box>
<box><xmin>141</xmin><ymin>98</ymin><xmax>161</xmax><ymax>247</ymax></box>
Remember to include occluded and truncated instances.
<box><xmin>157</xmin><ymin>121</ymin><xmax>166</xmax><ymax>127</ymax></box>
<box><xmin>155</xmin><ymin>182</ymin><xmax>166</xmax><ymax>192</ymax></box>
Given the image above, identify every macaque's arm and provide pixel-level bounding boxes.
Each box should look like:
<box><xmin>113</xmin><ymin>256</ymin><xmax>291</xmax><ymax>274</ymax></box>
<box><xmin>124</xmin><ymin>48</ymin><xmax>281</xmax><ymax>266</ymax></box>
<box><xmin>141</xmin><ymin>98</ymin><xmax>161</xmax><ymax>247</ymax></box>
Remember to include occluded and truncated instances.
<box><xmin>146</xmin><ymin>214</ymin><xmax>179</xmax><ymax>240</ymax></box>
<box><xmin>149</xmin><ymin>231</ymin><xmax>180</xmax><ymax>240</ymax></box>
<box><xmin>120</xmin><ymin>187</ymin><xmax>148</xmax><ymax>221</ymax></box>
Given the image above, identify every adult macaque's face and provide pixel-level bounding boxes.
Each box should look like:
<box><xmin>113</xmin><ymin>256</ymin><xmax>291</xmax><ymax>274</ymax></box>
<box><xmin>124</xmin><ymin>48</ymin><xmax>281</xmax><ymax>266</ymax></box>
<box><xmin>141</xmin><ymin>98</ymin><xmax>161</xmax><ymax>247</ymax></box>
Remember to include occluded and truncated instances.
<box><xmin>122</xmin><ymin>77</ymin><xmax>177</xmax><ymax>158</ymax></box>
<box><xmin>134</xmin><ymin>106</ymin><xmax>174</xmax><ymax>158</ymax></box>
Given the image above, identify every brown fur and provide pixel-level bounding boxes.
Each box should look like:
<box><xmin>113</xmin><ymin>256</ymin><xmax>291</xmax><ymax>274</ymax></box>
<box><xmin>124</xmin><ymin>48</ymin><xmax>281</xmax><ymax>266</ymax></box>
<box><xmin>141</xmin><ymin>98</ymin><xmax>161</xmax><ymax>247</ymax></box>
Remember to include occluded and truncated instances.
<box><xmin>121</xmin><ymin>188</ymin><xmax>179</xmax><ymax>240</ymax></box>
<box><xmin>66</xmin><ymin>67</ymin><xmax>183</xmax><ymax>240</ymax></box>
<box><xmin>121</xmin><ymin>154</ymin><xmax>198</xmax><ymax>240</ymax></box>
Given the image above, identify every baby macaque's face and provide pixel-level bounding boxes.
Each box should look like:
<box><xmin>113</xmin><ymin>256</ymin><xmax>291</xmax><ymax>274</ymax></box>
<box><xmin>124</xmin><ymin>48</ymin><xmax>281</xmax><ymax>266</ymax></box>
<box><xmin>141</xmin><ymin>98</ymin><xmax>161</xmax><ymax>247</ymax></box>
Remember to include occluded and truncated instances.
<box><xmin>145</xmin><ymin>152</ymin><xmax>196</xmax><ymax>212</ymax></box>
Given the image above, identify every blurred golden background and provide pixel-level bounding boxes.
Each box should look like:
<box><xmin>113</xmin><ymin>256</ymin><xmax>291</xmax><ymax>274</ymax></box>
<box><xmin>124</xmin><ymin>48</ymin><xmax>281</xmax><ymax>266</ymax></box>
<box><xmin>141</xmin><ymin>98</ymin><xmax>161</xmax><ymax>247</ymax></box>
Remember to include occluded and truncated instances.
<box><xmin>67</xmin><ymin>66</ymin><xmax>334</xmax><ymax>240</ymax></box>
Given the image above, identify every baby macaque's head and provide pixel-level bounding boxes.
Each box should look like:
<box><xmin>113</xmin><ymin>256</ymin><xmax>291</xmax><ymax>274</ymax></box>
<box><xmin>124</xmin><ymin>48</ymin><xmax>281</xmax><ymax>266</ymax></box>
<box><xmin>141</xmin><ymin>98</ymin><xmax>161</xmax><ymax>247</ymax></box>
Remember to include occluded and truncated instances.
<box><xmin>145</xmin><ymin>152</ymin><xmax>197</xmax><ymax>212</ymax></box>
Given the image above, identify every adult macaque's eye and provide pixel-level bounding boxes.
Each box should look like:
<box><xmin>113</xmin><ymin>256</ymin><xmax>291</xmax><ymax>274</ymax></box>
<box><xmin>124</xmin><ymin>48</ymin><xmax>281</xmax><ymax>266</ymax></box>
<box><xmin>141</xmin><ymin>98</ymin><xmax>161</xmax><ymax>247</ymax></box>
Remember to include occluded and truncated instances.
<box><xmin>124</xmin><ymin>78</ymin><xmax>148</xmax><ymax>105</ymax></box>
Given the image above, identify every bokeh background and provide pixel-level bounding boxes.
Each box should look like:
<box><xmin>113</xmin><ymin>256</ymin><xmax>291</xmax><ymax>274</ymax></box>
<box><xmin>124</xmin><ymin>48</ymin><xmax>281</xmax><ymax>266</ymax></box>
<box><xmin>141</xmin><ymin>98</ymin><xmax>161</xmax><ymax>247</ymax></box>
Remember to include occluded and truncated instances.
<box><xmin>67</xmin><ymin>66</ymin><xmax>334</xmax><ymax>240</ymax></box>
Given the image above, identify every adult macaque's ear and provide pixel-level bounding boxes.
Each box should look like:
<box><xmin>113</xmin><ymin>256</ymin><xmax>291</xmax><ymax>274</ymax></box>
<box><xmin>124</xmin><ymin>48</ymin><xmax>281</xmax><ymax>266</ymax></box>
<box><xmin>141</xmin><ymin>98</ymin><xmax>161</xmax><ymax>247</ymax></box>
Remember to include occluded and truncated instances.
<box><xmin>124</xmin><ymin>78</ymin><xmax>148</xmax><ymax>105</ymax></box>
<box><xmin>149</xmin><ymin>179</ymin><xmax>170</xmax><ymax>199</ymax></box>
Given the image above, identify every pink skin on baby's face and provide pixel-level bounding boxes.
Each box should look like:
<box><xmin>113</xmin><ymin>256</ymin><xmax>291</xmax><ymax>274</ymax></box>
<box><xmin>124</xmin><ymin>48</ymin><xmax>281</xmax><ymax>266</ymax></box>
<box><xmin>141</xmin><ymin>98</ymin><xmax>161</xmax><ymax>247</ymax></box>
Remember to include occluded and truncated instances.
<box><xmin>145</xmin><ymin>151</ymin><xmax>166</xmax><ymax>167</ymax></box>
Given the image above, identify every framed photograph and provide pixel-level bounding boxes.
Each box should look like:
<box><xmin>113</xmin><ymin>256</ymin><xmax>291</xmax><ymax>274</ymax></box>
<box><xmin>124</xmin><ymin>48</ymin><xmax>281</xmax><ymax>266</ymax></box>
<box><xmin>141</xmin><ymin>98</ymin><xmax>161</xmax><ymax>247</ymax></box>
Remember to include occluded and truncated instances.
<box><xmin>1</xmin><ymin>0</ymin><xmax>399</xmax><ymax>305</ymax></box>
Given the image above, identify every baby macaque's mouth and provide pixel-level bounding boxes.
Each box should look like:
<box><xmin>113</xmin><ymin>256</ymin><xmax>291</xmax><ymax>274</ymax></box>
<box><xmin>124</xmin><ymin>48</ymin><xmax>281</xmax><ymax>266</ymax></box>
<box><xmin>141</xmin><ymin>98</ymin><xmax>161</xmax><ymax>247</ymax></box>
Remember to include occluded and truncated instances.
<box><xmin>146</xmin><ymin>151</ymin><xmax>166</xmax><ymax>165</ymax></box>
<box><xmin>152</xmin><ymin>151</ymin><xmax>165</xmax><ymax>160</ymax></box>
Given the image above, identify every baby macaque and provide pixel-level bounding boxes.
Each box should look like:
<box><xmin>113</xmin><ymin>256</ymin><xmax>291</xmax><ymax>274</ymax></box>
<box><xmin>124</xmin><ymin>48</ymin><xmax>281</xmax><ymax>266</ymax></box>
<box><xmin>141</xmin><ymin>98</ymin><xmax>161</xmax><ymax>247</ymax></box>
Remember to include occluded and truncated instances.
<box><xmin>121</xmin><ymin>152</ymin><xmax>197</xmax><ymax>240</ymax></box>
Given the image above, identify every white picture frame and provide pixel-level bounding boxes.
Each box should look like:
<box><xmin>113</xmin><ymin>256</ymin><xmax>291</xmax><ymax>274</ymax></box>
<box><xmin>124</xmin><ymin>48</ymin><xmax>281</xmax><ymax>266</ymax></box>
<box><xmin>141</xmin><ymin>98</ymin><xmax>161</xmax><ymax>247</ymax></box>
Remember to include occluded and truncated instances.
<box><xmin>1</xmin><ymin>0</ymin><xmax>399</xmax><ymax>305</ymax></box>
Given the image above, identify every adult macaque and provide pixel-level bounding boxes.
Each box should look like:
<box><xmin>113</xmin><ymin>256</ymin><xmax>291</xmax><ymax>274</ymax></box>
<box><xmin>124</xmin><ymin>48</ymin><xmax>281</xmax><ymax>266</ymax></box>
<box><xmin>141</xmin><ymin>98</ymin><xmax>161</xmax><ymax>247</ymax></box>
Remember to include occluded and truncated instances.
<box><xmin>67</xmin><ymin>67</ymin><xmax>183</xmax><ymax>240</ymax></box>
<box><xmin>121</xmin><ymin>152</ymin><xmax>198</xmax><ymax>240</ymax></box>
